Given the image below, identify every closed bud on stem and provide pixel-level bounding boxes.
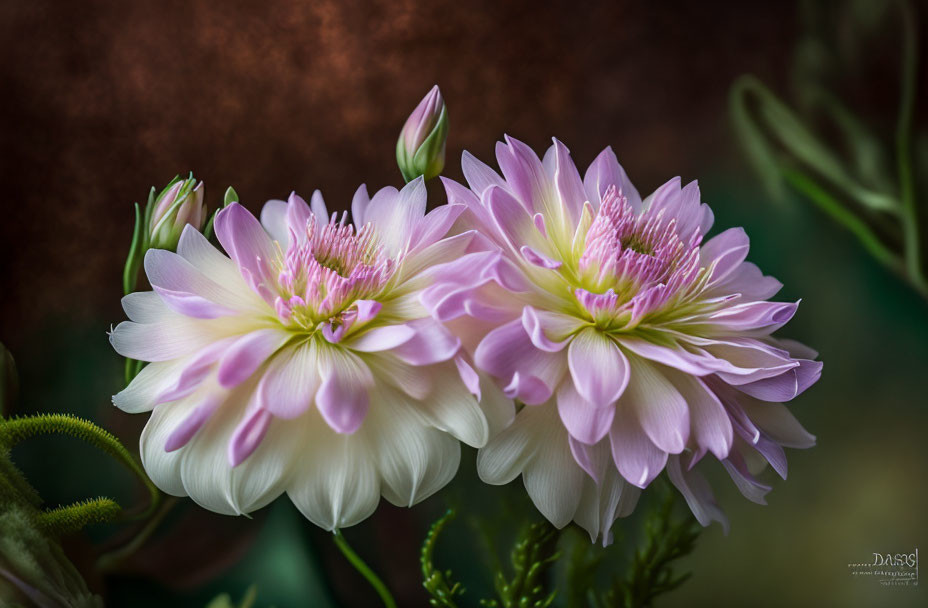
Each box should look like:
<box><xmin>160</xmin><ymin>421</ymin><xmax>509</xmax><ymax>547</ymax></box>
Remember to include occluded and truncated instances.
<box><xmin>396</xmin><ymin>85</ymin><xmax>448</xmax><ymax>182</ymax></box>
<box><xmin>148</xmin><ymin>175</ymin><xmax>206</xmax><ymax>251</ymax></box>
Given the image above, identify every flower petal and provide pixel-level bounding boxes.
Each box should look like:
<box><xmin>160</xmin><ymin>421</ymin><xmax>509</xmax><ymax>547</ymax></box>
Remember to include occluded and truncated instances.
<box><xmin>557</xmin><ymin>381</ymin><xmax>615</xmax><ymax>445</ymax></box>
<box><xmin>287</xmin><ymin>422</ymin><xmax>381</xmax><ymax>530</ymax></box>
<box><xmin>113</xmin><ymin>359</ymin><xmax>187</xmax><ymax>413</ymax></box>
<box><xmin>621</xmin><ymin>356</ymin><xmax>689</xmax><ymax>454</ymax></box>
<box><xmin>739</xmin><ymin>400</ymin><xmax>816</xmax><ymax>449</ymax></box>
<box><xmin>344</xmin><ymin>325</ymin><xmax>416</xmax><ymax>353</ymax></box>
<box><xmin>256</xmin><ymin>342</ymin><xmax>320</xmax><ymax>419</ymax></box>
<box><xmin>351</xmin><ymin>184</ymin><xmax>371</xmax><ymax>228</ymax></box>
<box><xmin>316</xmin><ymin>348</ymin><xmax>374</xmax><ymax>434</ymax></box>
<box><xmin>366</xmin><ymin>387</ymin><xmax>460</xmax><ymax>507</ymax></box>
<box><xmin>217</xmin><ymin>329</ymin><xmax>291</xmax><ymax>388</ymax></box>
<box><xmin>259</xmin><ymin>199</ymin><xmax>289</xmax><ymax>244</ymax></box>
<box><xmin>567</xmin><ymin>328</ymin><xmax>629</xmax><ymax>407</ymax></box>
<box><xmin>462</xmin><ymin>149</ymin><xmax>506</xmax><ymax>195</ymax></box>
<box><xmin>522</xmin><ymin>306</ymin><xmax>581</xmax><ymax>352</ymax></box>
<box><xmin>700</xmin><ymin>227</ymin><xmax>750</xmax><ymax>286</ymax></box>
<box><xmin>519</xmin><ymin>405</ymin><xmax>585</xmax><ymax>528</ymax></box>
<box><xmin>412</xmin><ymin>363</ymin><xmax>489</xmax><ymax>447</ymax></box>
<box><xmin>475</xmin><ymin>319</ymin><xmax>567</xmax><ymax>405</ymax></box>
<box><xmin>666</xmin><ymin>456</ymin><xmax>729</xmax><ymax>533</ymax></box>
<box><xmin>666</xmin><ymin>371</ymin><xmax>732</xmax><ymax>461</ymax></box>
<box><xmin>390</xmin><ymin>317</ymin><xmax>460</xmax><ymax>365</ymax></box>
<box><xmin>583</xmin><ymin>146</ymin><xmax>642</xmax><ymax>211</ymax></box>
<box><xmin>574</xmin><ymin>446</ymin><xmax>640</xmax><ymax>546</ymax></box>
<box><xmin>214</xmin><ymin>203</ymin><xmax>277</xmax><ymax>289</ymax></box>
<box><xmin>609</xmin><ymin>399</ymin><xmax>668</xmax><ymax>488</ymax></box>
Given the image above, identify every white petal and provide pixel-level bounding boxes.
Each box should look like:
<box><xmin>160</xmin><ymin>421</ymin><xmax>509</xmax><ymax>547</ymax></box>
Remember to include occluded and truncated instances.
<box><xmin>412</xmin><ymin>363</ymin><xmax>489</xmax><ymax>447</ymax></box>
<box><xmin>477</xmin><ymin>404</ymin><xmax>547</xmax><ymax>485</ymax></box>
<box><xmin>177</xmin><ymin>383</ymin><xmax>296</xmax><ymax>515</ymax></box>
<box><xmin>366</xmin><ymin>386</ymin><xmax>460</xmax><ymax>507</ymax></box>
<box><xmin>287</xmin><ymin>419</ymin><xmax>381</xmax><ymax>530</ymax></box>
<box><xmin>121</xmin><ymin>291</ymin><xmax>171</xmax><ymax>323</ymax></box>
<box><xmin>574</xmin><ymin>448</ymin><xmax>640</xmax><ymax>546</ymax></box>
<box><xmin>260</xmin><ymin>199</ymin><xmax>290</xmax><ymax>244</ymax></box>
<box><xmin>110</xmin><ymin>316</ymin><xmax>249</xmax><ymax>362</ymax></box>
<box><xmin>140</xmin><ymin>401</ymin><xmax>193</xmax><ymax>497</ymax></box>
<box><xmin>176</xmin><ymin>225</ymin><xmax>251</xmax><ymax>293</ymax></box>
<box><xmin>114</xmin><ymin>359</ymin><xmax>187</xmax><ymax>413</ymax></box>
<box><xmin>520</xmin><ymin>405</ymin><xmax>584</xmax><ymax>528</ymax></box>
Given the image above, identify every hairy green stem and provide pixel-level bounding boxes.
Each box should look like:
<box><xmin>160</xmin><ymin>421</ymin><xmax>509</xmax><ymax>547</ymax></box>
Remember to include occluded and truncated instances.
<box><xmin>0</xmin><ymin>414</ymin><xmax>160</xmax><ymax>520</ymax></box>
<box><xmin>39</xmin><ymin>497</ymin><xmax>122</xmax><ymax>536</ymax></box>
<box><xmin>333</xmin><ymin>529</ymin><xmax>397</xmax><ymax>608</ymax></box>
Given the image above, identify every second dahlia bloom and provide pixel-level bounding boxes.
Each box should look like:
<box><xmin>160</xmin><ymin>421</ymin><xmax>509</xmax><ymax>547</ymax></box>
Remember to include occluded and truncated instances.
<box><xmin>110</xmin><ymin>178</ymin><xmax>511</xmax><ymax>529</ymax></box>
<box><xmin>426</xmin><ymin>137</ymin><xmax>822</xmax><ymax>543</ymax></box>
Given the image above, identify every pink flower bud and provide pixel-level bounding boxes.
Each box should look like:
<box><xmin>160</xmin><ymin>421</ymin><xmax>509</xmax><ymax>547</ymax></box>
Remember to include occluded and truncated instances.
<box><xmin>148</xmin><ymin>176</ymin><xmax>206</xmax><ymax>250</ymax></box>
<box><xmin>396</xmin><ymin>85</ymin><xmax>448</xmax><ymax>182</ymax></box>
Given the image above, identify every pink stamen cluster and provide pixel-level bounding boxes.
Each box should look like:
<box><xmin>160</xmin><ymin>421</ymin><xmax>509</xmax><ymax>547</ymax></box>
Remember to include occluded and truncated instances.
<box><xmin>269</xmin><ymin>213</ymin><xmax>394</xmax><ymax>331</ymax></box>
<box><xmin>576</xmin><ymin>186</ymin><xmax>703</xmax><ymax>327</ymax></box>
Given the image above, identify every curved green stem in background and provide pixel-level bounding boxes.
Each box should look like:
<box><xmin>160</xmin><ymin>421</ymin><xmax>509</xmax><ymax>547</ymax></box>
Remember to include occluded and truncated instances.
<box><xmin>781</xmin><ymin>168</ymin><xmax>910</xmax><ymax>279</ymax></box>
<box><xmin>421</xmin><ymin>509</ymin><xmax>465</xmax><ymax>607</ymax></box>
<box><xmin>332</xmin><ymin>529</ymin><xmax>397</xmax><ymax>608</ymax></box>
<box><xmin>97</xmin><ymin>496</ymin><xmax>179</xmax><ymax>572</ymax></box>
<box><xmin>0</xmin><ymin>414</ymin><xmax>160</xmax><ymax>520</ymax></box>
<box><xmin>896</xmin><ymin>0</ymin><xmax>922</xmax><ymax>289</ymax></box>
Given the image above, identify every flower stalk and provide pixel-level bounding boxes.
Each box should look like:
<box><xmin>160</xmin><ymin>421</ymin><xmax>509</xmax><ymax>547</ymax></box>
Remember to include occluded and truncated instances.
<box><xmin>332</xmin><ymin>529</ymin><xmax>398</xmax><ymax>608</ymax></box>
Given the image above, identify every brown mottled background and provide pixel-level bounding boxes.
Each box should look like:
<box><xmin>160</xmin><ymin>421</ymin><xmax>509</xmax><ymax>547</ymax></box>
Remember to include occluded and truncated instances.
<box><xmin>0</xmin><ymin>0</ymin><xmax>794</xmax><ymax>349</ymax></box>
<box><xmin>2</xmin><ymin>1</ymin><xmax>927</xmax><ymax>607</ymax></box>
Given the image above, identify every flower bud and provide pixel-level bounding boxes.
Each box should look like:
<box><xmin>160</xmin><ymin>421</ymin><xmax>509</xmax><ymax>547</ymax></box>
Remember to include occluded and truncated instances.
<box><xmin>396</xmin><ymin>85</ymin><xmax>448</xmax><ymax>182</ymax></box>
<box><xmin>148</xmin><ymin>175</ymin><xmax>206</xmax><ymax>250</ymax></box>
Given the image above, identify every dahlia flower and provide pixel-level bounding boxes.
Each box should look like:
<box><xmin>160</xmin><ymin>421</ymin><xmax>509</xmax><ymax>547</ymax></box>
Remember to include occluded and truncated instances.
<box><xmin>110</xmin><ymin>178</ymin><xmax>511</xmax><ymax>529</ymax></box>
<box><xmin>426</xmin><ymin>137</ymin><xmax>822</xmax><ymax>543</ymax></box>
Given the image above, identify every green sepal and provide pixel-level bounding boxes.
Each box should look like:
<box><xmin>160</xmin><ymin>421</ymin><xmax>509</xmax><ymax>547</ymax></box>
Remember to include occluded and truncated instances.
<box><xmin>397</xmin><ymin>106</ymin><xmax>448</xmax><ymax>183</ymax></box>
<box><xmin>411</xmin><ymin>104</ymin><xmax>448</xmax><ymax>181</ymax></box>
<box><xmin>224</xmin><ymin>186</ymin><xmax>240</xmax><ymax>206</ymax></box>
<box><xmin>122</xmin><ymin>202</ymin><xmax>145</xmax><ymax>296</ymax></box>
<box><xmin>204</xmin><ymin>186</ymin><xmax>239</xmax><ymax>240</ymax></box>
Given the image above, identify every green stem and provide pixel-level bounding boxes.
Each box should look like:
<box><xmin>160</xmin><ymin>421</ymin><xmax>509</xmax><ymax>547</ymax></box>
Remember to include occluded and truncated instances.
<box><xmin>782</xmin><ymin>167</ymin><xmax>908</xmax><ymax>275</ymax></box>
<box><xmin>896</xmin><ymin>0</ymin><xmax>922</xmax><ymax>287</ymax></box>
<box><xmin>0</xmin><ymin>414</ymin><xmax>160</xmax><ymax>520</ymax></box>
<box><xmin>96</xmin><ymin>496</ymin><xmax>178</xmax><ymax>572</ymax></box>
<box><xmin>332</xmin><ymin>529</ymin><xmax>397</xmax><ymax>608</ymax></box>
<box><xmin>40</xmin><ymin>497</ymin><xmax>122</xmax><ymax>536</ymax></box>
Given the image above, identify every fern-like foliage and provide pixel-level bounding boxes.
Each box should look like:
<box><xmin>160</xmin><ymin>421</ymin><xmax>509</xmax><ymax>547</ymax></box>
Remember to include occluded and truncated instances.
<box><xmin>481</xmin><ymin>521</ymin><xmax>560</xmax><ymax>608</ymax></box>
<box><xmin>598</xmin><ymin>487</ymin><xmax>700</xmax><ymax>608</ymax></box>
<box><xmin>421</xmin><ymin>509</ymin><xmax>467</xmax><ymax>607</ymax></box>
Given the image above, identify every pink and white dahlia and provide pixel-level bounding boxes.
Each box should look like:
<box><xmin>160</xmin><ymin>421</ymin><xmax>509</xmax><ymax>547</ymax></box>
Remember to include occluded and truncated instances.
<box><xmin>427</xmin><ymin>137</ymin><xmax>822</xmax><ymax>543</ymax></box>
<box><xmin>110</xmin><ymin>178</ymin><xmax>511</xmax><ymax>529</ymax></box>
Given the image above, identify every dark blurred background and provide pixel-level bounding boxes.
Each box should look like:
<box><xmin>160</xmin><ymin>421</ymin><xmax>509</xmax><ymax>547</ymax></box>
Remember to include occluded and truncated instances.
<box><xmin>0</xmin><ymin>0</ymin><xmax>926</xmax><ymax>606</ymax></box>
